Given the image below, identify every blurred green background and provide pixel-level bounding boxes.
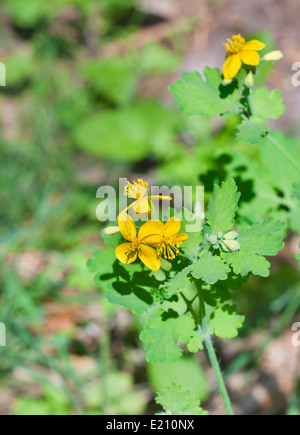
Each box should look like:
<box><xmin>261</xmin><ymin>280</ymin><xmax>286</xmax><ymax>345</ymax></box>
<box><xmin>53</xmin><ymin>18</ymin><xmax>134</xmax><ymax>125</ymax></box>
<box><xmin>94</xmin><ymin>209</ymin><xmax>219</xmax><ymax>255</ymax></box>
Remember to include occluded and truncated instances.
<box><xmin>0</xmin><ymin>0</ymin><xmax>299</xmax><ymax>415</ymax></box>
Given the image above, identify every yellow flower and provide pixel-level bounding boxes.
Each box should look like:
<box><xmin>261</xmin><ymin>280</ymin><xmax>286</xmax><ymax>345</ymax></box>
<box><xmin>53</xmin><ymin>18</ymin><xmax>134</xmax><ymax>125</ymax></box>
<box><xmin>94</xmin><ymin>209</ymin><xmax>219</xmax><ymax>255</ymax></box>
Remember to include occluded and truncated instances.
<box><xmin>119</xmin><ymin>178</ymin><xmax>173</xmax><ymax>219</ymax></box>
<box><xmin>222</xmin><ymin>34</ymin><xmax>266</xmax><ymax>80</ymax></box>
<box><xmin>123</xmin><ymin>179</ymin><xmax>151</xmax><ymax>214</ymax></box>
<box><xmin>124</xmin><ymin>179</ymin><xmax>148</xmax><ymax>199</ymax></box>
<box><xmin>148</xmin><ymin>217</ymin><xmax>188</xmax><ymax>260</ymax></box>
<box><xmin>115</xmin><ymin>215</ymin><xmax>161</xmax><ymax>271</ymax></box>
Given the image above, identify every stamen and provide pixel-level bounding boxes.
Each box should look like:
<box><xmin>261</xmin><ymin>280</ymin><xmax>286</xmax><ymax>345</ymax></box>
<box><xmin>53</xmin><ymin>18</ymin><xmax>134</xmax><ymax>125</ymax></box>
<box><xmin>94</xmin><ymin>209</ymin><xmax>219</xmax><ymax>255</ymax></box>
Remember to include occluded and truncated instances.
<box><xmin>224</xmin><ymin>34</ymin><xmax>245</xmax><ymax>53</ymax></box>
<box><xmin>124</xmin><ymin>179</ymin><xmax>148</xmax><ymax>199</ymax></box>
<box><xmin>158</xmin><ymin>239</ymin><xmax>180</xmax><ymax>260</ymax></box>
<box><xmin>125</xmin><ymin>241</ymin><xmax>140</xmax><ymax>262</ymax></box>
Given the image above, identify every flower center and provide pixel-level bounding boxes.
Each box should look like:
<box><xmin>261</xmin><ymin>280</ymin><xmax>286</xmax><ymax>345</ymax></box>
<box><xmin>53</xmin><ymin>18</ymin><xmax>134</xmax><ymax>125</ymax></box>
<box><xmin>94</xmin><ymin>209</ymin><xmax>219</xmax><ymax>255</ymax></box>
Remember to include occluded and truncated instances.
<box><xmin>126</xmin><ymin>239</ymin><xmax>141</xmax><ymax>260</ymax></box>
<box><xmin>224</xmin><ymin>34</ymin><xmax>245</xmax><ymax>54</ymax></box>
<box><xmin>124</xmin><ymin>179</ymin><xmax>148</xmax><ymax>199</ymax></box>
<box><xmin>158</xmin><ymin>237</ymin><xmax>180</xmax><ymax>260</ymax></box>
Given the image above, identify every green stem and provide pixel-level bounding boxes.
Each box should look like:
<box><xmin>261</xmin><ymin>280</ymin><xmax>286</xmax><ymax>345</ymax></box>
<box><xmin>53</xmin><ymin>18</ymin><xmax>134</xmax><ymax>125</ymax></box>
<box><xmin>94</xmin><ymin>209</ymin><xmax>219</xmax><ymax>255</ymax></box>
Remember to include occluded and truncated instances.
<box><xmin>267</xmin><ymin>134</ymin><xmax>300</xmax><ymax>175</ymax></box>
<box><xmin>247</xmin><ymin>87</ymin><xmax>254</xmax><ymax>117</ymax></box>
<box><xmin>242</xmin><ymin>84</ymin><xmax>254</xmax><ymax>118</ymax></box>
<box><xmin>201</xmin><ymin>328</ymin><xmax>234</xmax><ymax>415</ymax></box>
<box><xmin>197</xmin><ymin>286</ymin><xmax>235</xmax><ymax>416</ymax></box>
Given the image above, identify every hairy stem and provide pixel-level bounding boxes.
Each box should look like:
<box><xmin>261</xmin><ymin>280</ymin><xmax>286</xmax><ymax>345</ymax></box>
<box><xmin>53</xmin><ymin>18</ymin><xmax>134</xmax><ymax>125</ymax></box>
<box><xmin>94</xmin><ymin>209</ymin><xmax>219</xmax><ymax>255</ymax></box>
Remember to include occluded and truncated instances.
<box><xmin>197</xmin><ymin>286</ymin><xmax>235</xmax><ymax>416</ymax></box>
<box><xmin>242</xmin><ymin>84</ymin><xmax>253</xmax><ymax>118</ymax></box>
<box><xmin>247</xmin><ymin>87</ymin><xmax>254</xmax><ymax>117</ymax></box>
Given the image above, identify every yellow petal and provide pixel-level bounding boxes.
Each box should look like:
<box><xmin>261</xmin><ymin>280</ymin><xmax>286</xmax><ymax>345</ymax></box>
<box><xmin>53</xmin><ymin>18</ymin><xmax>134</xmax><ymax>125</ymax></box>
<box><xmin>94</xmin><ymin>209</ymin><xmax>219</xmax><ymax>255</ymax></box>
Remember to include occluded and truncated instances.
<box><xmin>139</xmin><ymin>220</ymin><xmax>164</xmax><ymax>238</ymax></box>
<box><xmin>164</xmin><ymin>217</ymin><xmax>181</xmax><ymax>238</ymax></box>
<box><xmin>117</xmin><ymin>213</ymin><xmax>137</xmax><ymax>242</ymax></box>
<box><xmin>115</xmin><ymin>243</ymin><xmax>137</xmax><ymax>264</ymax></box>
<box><xmin>139</xmin><ymin>244</ymin><xmax>161</xmax><ymax>271</ymax></box>
<box><xmin>239</xmin><ymin>50</ymin><xmax>260</xmax><ymax>66</ymax></box>
<box><xmin>141</xmin><ymin>235</ymin><xmax>163</xmax><ymax>247</ymax></box>
<box><xmin>222</xmin><ymin>54</ymin><xmax>242</xmax><ymax>79</ymax></box>
<box><xmin>243</xmin><ymin>40</ymin><xmax>266</xmax><ymax>51</ymax></box>
<box><xmin>132</xmin><ymin>197</ymin><xmax>151</xmax><ymax>214</ymax></box>
<box><xmin>138</xmin><ymin>220</ymin><xmax>164</xmax><ymax>246</ymax></box>
<box><xmin>172</xmin><ymin>232</ymin><xmax>189</xmax><ymax>245</ymax></box>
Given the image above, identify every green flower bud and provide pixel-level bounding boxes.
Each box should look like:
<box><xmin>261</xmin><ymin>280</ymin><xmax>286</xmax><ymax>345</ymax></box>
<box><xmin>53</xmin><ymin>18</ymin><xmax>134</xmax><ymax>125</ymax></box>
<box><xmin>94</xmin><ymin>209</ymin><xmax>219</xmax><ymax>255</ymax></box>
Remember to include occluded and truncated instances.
<box><xmin>244</xmin><ymin>71</ymin><xmax>254</xmax><ymax>88</ymax></box>
<box><xmin>223</xmin><ymin>78</ymin><xmax>233</xmax><ymax>86</ymax></box>
<box><xmin>206</xmin><ymin>234</ymin><xmax>218</xmax><ymax>245</ymax></box>
<box><xmin>222</xmin><ymin>239</ymin><xmax>240</xmax><ymax>252</ymax></box>
<box><xmin>224</xmin><ymin>230</ymin><xmax>239</xmax><ymax>240</ymax></box>
<box><xmin>220</xmin><ymin>242</ymin><xmax>230</xmax><ymax>252</ymax></box>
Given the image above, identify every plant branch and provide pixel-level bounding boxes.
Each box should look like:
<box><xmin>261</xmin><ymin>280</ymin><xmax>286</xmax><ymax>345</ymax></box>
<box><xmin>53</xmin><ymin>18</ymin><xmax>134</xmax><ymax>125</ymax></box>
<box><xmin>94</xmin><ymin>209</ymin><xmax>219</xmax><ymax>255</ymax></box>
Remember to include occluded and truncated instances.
<box><xmin>181</xmin><ymin>283</ymin><xmax>235</xmax><ymax>415</ymax></box>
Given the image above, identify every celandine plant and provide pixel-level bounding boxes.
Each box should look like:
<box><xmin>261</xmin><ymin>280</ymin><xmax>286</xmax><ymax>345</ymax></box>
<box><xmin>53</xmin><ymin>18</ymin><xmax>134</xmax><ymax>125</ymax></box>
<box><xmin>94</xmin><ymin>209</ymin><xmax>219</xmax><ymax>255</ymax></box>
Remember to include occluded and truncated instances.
<box><xmin>89</xmin><ymin>179</ymin><xmax>285</xmax><ymax>415</ymax></box>
<box><xmin>88</xmin><ymin>34</ymin><xmax>300</xmax><ymax>415</ymax></box>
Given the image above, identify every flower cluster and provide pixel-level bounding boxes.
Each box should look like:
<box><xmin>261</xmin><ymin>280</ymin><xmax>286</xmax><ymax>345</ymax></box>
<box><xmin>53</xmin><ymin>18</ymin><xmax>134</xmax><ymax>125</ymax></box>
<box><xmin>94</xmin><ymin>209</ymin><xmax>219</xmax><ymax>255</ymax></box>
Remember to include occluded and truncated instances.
<box><xmin>206</xmin><ymin>230</ymin><xmax>240</xmax><ymax>253</ymax></box>
<box><xmin>116</xmin><ymin>214</ymin><xmax>188</xmax><ymax>271</ymax></box>
<box><xmin>105</xmin><ymin>179</ymin><xmax>188</xmax><ymax>271</ymax></box>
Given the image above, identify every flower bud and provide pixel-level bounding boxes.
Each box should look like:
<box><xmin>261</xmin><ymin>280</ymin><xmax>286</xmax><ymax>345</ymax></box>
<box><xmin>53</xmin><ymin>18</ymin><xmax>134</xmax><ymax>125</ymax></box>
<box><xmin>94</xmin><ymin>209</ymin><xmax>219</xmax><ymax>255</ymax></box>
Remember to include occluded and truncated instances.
<box><xmin>104</xmin><ymin>226</ymin><xmax>120</xmax><ymax>235</ymax></box>
<box><xmin>224</xmin><ymin>230</ymin><xmax>239</xmax><ymax>240</ymax></box>
<box><xmin>222</xmin><ymin>239</ymin><xmax>240</xmax><ymax>252</ymax></box>
<box><xmin>244</xmin><ymin>71</ymin><xmax>254</xmax><ymax>88</ymax></box>
<box><xmin>220</xmin><ymin>242</ymin><xmax>229</xmax><ymax>252</ymax></box>
<box><xmin>262</xmin><ymin>50</ymin><xmax>283</xmax><ymax>61</ymax></box>
<box><xmin>206</xmin><ymin>234</ymin><xmax>218</xmax><ymax>245</ymax></box>
<box><xmin>223</xmin><ymin>78</ymin><xmax>233</xmax><ymax>86</ymax></box>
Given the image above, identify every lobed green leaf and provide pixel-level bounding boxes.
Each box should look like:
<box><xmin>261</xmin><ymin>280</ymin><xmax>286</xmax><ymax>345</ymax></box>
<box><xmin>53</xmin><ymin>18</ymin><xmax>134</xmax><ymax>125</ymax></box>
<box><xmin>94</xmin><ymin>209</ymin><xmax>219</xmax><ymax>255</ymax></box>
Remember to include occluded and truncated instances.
<box><xmin>190</xmin><ymin>252</ymin><xmax>230</xmax><ymax>285</ymax></box>
<box><xmin>235</xmin><ymin>118</ymin><xmax>268</xmax><ymax>144</ymax></box>
<box><xmin>222</xmin><ymin>218</ymin><xmax>286</xmax><ymax>277</ymax></box>
<box><xmin>140</xmin><ymin>313</ymin><xmax>195</xmax><ymax>363</ymax></box>
<box><xmin>206</xmin><ymin>178</ymin><xmax>240</xmax><ymax>234</ymax></box>
<box><xmin>252</xmin><ymin>87</ymin><xmax>286</xmax><ymax>120</ymax></box>
<box><xmin>155</xmin><ymin>383</ymin><xmax>208</xmax><ymax>415</ymax></box>
<box><xmin>169</xmin><ymin>68</ymin><xmax>241</xmax><ymax>117</ymax></box>
<box><xmin>208</xmin><ymin>305</ymin><xmax>244</xmax><ymax>339</ymax></box>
